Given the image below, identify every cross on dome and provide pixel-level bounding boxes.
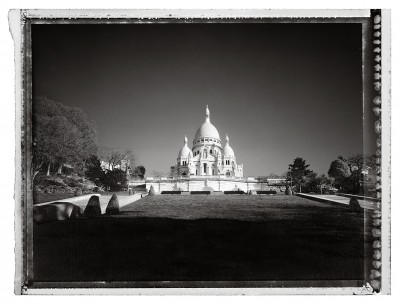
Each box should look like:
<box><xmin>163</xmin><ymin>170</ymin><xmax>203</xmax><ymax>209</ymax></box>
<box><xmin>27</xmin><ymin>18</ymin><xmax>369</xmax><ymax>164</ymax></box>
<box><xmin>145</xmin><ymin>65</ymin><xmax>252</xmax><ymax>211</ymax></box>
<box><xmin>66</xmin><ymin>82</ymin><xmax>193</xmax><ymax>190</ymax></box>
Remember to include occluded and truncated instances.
<box><xmin>205</xmin><ymin>105</ymin><xmax>210</xmax><ymax>122</ymax></box>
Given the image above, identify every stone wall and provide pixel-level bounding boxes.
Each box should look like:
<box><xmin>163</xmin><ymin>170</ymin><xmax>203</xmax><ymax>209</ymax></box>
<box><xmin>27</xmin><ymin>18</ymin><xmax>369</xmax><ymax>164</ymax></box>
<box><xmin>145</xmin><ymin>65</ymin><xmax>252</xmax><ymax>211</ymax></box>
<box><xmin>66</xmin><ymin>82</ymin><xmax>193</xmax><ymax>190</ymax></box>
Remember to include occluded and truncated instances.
<box><xmin>145</xmin><ymin>177</ymin><xmax>286</xmax><ymax>193</ymax></box>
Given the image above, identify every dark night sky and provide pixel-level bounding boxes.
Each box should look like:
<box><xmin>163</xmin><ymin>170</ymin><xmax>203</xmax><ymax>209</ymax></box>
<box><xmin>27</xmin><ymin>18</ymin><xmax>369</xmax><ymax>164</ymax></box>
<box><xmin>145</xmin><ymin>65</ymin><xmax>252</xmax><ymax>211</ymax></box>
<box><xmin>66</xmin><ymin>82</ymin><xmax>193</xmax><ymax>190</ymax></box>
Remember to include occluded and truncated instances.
<box><xmin>32</xmin><ymin>22</ymin><xmax>370</xmax><ymax>177</ymax></box>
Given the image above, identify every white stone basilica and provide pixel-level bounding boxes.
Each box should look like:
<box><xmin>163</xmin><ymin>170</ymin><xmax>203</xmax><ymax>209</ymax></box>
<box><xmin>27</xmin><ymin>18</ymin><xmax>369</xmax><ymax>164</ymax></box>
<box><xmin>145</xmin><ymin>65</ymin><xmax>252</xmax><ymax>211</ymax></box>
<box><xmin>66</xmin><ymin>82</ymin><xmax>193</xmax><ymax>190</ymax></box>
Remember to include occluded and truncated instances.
<box><xmin>171</xmin><ymin>106</ymin><xmax>243</xmax><ymax>178</ymax></box>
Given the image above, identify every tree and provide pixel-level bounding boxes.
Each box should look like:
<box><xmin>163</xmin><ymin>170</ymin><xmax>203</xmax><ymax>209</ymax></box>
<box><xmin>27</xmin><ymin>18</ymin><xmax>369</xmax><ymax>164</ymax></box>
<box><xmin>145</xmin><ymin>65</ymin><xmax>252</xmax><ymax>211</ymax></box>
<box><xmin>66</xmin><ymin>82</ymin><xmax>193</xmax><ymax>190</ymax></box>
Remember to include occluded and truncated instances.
<box><xmin>120</xmin><ymin>149</ymin><xmax>136</xmax><ymax>177</ymax></box>
<box><xmin>328</xmin><ymin>157</ymin><xmax>351</xmax><ymax>189</ymax></box>
<box><xmin>85</xmin><ymin>155</ymin><xmax>105</xmax><ymax>186</ymax></box>
<box><xmin>104</xmin><ymin>168</ymin><xmax>128</xmax><ymax>191</ymax></box>
<box><xmin>328</xmin><ymin>154</ymin><xmax>376</xmax><ymax>194</ymax></box>
<box><xmin>62</xmin><ymin>106</ymin><xmax>98</xmax><ymax>174</ymax></box>
<box><xmin>304</xmin><ymin>173</ymin><xmax>332</xmax><ymax>194</ymax></box>
<box><xmin>32</xmin><ymin>97</ymin><xmax>98</xmax><ymax>180</ymax></box>
<box><xmin>133</xmin><ymin>165</ymin><xmax>146</xmax><ymax>179</ymax></box>
<box><xmin>302</xmin><ymin>172</ymin><xmax>317</xmax><ymax>193</ymax></box>
<box><xmin>98</xmin><ymin>146</ymin><xmax>135</xmax><ymax>174</ymax></box>
<box><xmin>346</xmin><ymin>154</ymin><xmax>377</xmax><ymax>195</ymax></box>
<box><xmin>287</xmin><ymin>157</ymin><xmax>313</xmax><ymax>193</ymax></box>
<box><xmin>33</xmin><ymin>114</ymin><xmax>82</xmax><ymax>178</ymax></box>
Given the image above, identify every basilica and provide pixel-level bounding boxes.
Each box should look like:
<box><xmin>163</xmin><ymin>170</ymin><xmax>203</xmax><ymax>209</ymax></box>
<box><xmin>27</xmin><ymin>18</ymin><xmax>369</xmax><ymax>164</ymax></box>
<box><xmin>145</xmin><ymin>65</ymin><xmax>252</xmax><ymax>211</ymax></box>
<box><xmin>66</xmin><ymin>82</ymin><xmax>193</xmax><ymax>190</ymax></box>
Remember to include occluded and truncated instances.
<box><xmin>170</xmin><ymin>106</ymin><xmax>243</xmax><ymax>178</ymax></box>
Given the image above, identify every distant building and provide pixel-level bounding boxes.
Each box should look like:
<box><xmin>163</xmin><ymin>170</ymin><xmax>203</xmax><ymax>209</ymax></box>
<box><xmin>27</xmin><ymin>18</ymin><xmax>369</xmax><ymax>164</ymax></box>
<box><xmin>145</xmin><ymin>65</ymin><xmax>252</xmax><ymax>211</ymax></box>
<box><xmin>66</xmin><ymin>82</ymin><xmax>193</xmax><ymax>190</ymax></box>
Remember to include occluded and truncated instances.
<box><xmin>140</xmin><ymin>106</ymin><xmax>286</xmax><ymax>193</ymax></box>
<box><xmin>171</xmin><ymin>105</ymin><xmax>243</xmax><ymax>178</ymax></box>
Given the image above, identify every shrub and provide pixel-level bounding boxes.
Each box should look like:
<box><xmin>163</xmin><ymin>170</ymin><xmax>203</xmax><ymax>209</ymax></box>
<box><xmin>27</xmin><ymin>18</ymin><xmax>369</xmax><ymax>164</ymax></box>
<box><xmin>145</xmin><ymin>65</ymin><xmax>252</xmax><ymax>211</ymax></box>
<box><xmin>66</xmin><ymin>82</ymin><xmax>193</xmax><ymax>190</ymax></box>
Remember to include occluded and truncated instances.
<box><xmin>46</xmin><ymin>176</ymin><xmax>66</xmax><ymax>187</ymax></box>
<box><xmin>105</xmin><ymin>193</ymin><xmax>120</xmax><ymax>215</ymax></box>
<box><xmin>74</xmin><ymin>188</ymin><xmax>83</xmax><ymax>196</ymax></box>
<box><xmin>84</xmin><ymin>196</ymin><xmax>101</xmax><ymax>217</ymax></box>
<box><xmin>93</xmin><ymin>186</ymin><xmax>105</xmax><ymax>193</ymax></box>
<box><xmin>82</xmin><ymin>179</ymin><xmax>96</xmax><ymax>191</ymax></box>
<box><xmin>85</xmin><ymin>155</ymin><xmax>105</xmax><ymax>186</ymax></box>
<box><xmin>349</xmin><ymin>197</ymin><xmax>363</xmax><ymax>212</ymax></box>
<box><xmin>148</xmin><ymin>185</ymin><xmax>156</xmax><ymax>196</ymax></box>
<box><xmin>65</xmin><ymin>179</ymin><xmax>82</xmax><ymax>188</ymax></box>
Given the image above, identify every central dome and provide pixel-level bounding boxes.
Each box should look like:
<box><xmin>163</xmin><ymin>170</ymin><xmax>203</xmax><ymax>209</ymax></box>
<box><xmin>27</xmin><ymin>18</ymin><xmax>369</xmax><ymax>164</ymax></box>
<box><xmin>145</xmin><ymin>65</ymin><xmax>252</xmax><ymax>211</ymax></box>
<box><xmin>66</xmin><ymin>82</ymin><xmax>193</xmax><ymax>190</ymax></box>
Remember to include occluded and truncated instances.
<box><xmin>194</xmin><ymin>121</ymin><xmax>220</xmax><ymax>140</ymax></box>
<box><xmin>194</xmin><ymin>105</ymin><xmax>221</xmax><ymax>140</ymax></box>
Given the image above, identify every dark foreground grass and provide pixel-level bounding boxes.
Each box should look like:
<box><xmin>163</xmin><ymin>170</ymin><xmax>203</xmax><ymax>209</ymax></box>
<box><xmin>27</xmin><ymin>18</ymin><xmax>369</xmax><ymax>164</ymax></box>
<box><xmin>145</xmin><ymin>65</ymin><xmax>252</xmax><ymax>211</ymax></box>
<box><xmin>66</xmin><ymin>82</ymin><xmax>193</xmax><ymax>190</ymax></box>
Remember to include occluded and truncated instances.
<box><xmin>33</xmin><ymin>195</ymin><xmax>366</xmax><ymax>284</ymax></box>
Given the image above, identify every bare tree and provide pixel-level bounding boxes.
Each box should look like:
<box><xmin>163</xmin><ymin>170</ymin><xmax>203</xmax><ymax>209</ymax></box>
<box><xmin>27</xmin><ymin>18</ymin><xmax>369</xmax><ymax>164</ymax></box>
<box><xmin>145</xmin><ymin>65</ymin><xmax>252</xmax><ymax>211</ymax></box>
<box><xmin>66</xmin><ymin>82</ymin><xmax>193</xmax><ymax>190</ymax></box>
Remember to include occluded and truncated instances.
<box><xmin>98</xmin><ymin>146</ymin><xmax>135</xmax><ymax>174</ymax></box>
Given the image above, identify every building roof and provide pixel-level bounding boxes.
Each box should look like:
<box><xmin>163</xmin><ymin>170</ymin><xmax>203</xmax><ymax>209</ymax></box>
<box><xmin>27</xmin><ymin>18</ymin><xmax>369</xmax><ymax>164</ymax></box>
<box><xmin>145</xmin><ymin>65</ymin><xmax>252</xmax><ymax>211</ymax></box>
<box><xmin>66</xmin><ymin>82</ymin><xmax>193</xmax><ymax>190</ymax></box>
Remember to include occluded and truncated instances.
<box><xmin>194</xmin><ymin>105</ymin><xmax>221</xmax><ymax>141</ymax></box>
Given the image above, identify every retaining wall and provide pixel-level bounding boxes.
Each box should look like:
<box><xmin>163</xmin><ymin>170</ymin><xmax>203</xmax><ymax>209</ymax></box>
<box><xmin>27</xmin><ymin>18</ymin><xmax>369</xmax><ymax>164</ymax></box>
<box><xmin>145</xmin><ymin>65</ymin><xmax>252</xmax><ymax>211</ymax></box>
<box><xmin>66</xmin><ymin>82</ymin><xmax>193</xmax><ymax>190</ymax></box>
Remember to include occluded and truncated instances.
<box><xmin>146</xmin><ymin>178</ymin><xmax>286</xmax><ymax>193</ymax></box>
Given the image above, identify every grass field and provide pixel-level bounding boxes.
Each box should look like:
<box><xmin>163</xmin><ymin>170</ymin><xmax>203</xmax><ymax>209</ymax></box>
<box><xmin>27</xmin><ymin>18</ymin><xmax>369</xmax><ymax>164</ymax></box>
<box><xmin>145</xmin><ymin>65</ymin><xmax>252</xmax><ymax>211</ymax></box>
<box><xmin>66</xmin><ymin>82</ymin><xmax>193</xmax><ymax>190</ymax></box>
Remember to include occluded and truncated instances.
<box><xmin>33</xmin><ymin>195</ymin><xmax>366</xmax><ymax>285</ymax></box>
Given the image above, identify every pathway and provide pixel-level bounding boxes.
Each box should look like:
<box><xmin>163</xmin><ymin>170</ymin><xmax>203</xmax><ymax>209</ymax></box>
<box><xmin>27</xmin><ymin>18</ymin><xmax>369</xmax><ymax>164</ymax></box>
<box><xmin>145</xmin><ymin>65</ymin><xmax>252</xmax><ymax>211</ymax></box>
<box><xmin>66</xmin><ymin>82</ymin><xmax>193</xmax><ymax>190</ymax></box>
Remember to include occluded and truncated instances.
<box><xmin>35</xmin><ymin>193</ymin><xmax>145</xmax><ymax>213</ymax></box>
<box><xmin>297</xmin><ymin>193</ymin><xmax>376</xmax><ymax>210</ymax></box>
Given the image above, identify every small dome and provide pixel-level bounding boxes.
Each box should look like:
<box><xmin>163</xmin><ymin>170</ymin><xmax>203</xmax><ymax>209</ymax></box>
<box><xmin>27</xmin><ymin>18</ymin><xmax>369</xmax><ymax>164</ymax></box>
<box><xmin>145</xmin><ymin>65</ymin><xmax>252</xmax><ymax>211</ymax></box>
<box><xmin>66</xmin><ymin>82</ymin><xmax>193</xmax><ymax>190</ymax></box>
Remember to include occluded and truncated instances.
<box><xmin>178</xmin><ymin>136</ymin><xmax>192</xmax><ymax>157</ymax></box>
<box><xmin>224</xmin><ymin>135</ymin><xmax>235</xmax><ymax>157</ymax></box>
<box><xmin>224</xmin><ymin>145</ymin><xmax>235</xmax><ymax>157</ymax></box>
<box><xmin>194</xmin><ymin>105</ymin><xmax>221</xmax><ymax>140</ymax></box>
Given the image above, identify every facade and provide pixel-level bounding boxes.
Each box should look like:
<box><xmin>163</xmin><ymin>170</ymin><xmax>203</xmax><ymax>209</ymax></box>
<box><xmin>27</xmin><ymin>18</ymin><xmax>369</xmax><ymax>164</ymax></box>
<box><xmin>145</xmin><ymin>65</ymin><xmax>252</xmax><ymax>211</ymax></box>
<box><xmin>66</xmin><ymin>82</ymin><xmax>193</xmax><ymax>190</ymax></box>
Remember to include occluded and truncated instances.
<box><xmin>171</xmin><ymin>106</ymin><xmax>243</xmax><ymax>178</ymax></box>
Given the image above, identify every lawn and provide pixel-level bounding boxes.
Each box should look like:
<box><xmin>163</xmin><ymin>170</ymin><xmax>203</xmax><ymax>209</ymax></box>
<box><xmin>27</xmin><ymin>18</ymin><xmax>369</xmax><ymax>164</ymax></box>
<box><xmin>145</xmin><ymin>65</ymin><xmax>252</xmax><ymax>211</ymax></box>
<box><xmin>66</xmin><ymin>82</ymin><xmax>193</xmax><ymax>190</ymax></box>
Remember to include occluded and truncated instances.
<box><xmin>33</xmin><ymin>195</ymin><xmax>367</xmax><ymax>286</ymax></box>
